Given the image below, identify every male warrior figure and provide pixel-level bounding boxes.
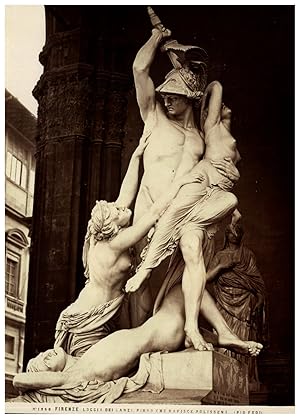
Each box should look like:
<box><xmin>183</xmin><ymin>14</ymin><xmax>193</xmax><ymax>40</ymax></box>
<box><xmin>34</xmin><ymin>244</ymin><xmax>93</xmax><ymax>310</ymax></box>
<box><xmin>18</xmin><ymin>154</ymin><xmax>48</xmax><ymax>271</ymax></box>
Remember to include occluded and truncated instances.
<box><xmin>130</xmin><ymin>24</ymin><xmax>239</xmax><ymax>350</ymax></box>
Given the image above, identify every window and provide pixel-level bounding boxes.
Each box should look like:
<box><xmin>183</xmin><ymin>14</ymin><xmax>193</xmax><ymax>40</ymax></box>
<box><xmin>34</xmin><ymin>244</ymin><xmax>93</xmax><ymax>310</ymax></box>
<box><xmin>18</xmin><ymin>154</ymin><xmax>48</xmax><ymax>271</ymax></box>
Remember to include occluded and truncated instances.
<box><xmin>5</xmin><ymin>229</ymin><xmax>29</xmax><ymax>302</ymax></box>
<box><xmin>5</xmin><ymin>335</ymin><xmax>15</xmax><ymax>356</ymax></box>
<box><xmin>6</xmin><ymin>150</ymin><xmax>28</xmax><ymax>188</ymax></box>
<box><xmin>5</xmin><ymin>332</ymin><xmax>17</xmax><ymax>361</ymax></box>
<box><xmin>5</xmin><ymin>258</ymin><xmax>19</xmax><ymax>298</ymax></box>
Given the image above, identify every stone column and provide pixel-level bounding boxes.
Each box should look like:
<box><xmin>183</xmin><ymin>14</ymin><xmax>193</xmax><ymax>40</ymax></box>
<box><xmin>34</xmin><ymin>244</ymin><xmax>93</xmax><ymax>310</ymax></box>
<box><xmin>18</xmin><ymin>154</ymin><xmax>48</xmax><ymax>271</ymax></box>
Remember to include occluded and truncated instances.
<box><xmin>24</xmin><ymin>12</ymin><xmax>131</xmax><ymax>365</ymax></box>
<box><xmin>24</xmin><ymin>29</ymin><xmax>93</xmax><ymax>363</ymax></box>
<box><xmin>101</xmin><ymin>73</ymin><xmax>130</xmax><ymax>202</ymax></box>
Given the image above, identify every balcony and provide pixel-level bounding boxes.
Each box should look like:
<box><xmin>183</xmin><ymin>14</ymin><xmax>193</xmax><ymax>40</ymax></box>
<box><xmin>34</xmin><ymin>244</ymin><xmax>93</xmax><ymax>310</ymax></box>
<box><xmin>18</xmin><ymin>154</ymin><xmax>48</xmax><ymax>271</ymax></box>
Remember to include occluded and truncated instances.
<box><xmin>5</xmin><ymin>295</ymin><xmax>25</xmax><ymax>323</ymax></box>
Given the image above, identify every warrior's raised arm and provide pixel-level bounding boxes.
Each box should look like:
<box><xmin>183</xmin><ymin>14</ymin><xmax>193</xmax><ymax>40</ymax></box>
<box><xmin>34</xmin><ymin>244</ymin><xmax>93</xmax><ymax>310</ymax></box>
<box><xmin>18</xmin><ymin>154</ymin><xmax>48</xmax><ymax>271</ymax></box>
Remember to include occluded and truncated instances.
<box><xmin>132</xmin><ymin>27</ymin><xmax>171</xmax><ymax>122</ymax></box>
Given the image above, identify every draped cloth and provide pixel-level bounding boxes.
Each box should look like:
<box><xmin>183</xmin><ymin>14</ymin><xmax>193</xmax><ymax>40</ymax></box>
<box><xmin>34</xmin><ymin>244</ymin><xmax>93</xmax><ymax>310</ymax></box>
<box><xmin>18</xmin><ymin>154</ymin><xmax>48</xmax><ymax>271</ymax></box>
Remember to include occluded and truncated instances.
<box><xmin>54</xmin><ymin>295</ymin><xmax>124</xmax><ymax>357</ymax></box>
<box><xmin>211</xmin><ymin>243</ymin><xmax>266</xmax><ymax>390</ymax></box>
<box><xmin>212</xmin><ymin>243</ymin><xmax>265</xmax><ymax>343</ymax></box>
<box><xmin>9</xmin><ymin>352</ymin><xmax>164</xmax><ymax>404</ymax></box>
<box><xmin>139</xmin><ymin>161</ymin><xmax>237</xmax><ymax>273</ymax></box>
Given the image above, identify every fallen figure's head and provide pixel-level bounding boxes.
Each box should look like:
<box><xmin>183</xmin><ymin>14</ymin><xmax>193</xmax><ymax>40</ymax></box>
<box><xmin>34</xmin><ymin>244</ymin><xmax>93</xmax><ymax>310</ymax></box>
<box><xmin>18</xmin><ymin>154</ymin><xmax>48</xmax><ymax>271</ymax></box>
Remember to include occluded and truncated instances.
<box><xmin>25</xmin><ymin>347</ymin><xmax>76</xmax><ymax>373</ymax></box>
<box><xmin>13</xmin><ymin>347</ymin><xmax>79</xmax><ymax>393</ymax></box>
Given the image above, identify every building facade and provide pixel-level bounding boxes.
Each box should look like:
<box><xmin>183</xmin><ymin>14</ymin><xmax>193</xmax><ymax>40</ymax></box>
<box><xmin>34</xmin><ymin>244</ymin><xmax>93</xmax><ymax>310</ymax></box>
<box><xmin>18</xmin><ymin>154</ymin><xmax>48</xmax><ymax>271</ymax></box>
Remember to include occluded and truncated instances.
<box><xmin>5</xmin><ymin>90</ymin><xmax>36</xmax><ymax>398</ymax></box>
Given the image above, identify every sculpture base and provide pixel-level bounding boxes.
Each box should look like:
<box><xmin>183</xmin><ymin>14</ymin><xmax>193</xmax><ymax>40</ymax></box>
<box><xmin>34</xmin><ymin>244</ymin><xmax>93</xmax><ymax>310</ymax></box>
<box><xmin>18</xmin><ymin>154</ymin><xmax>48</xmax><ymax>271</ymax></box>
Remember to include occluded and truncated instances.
<box><xmin>117</xmin><ymin>349</ymin><xmax>249</xmax><ymax>405</ymax></box>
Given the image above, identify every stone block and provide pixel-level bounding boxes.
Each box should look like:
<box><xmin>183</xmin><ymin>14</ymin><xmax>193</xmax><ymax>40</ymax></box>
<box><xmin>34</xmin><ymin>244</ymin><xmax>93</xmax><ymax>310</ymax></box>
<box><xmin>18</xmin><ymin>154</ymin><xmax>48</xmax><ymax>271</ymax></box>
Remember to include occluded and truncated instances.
<box><xmin>161</xmin><ymin>349</ymin><xmax>213</xmax><ymax>391</ymax></box>
<box><xmin>162</xmin><ymin>348</ymin><xmax>249</xmax><ymax>405</ymax></box>
<box><xmin>117</xmin><ymin>348</ymin><xmax>249</xmax><ymax>405</ymax></box>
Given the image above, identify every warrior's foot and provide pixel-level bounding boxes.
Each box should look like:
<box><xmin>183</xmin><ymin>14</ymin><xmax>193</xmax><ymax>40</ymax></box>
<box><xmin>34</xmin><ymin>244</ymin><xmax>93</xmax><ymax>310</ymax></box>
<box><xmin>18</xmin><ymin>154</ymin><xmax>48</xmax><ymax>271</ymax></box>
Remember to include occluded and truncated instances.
<box><xmin>184</xmin><ymin>328</ymin><xmax>214</xmax><ymax>351</ymax></box>
<box><xmin>217</xmin><ymin>331</ymin><xmax>263</xmax><ymax>356</ymax></box>
<box><xmin>125</xmin><ymin>270</ymin><xmax>149</xmax><ymax>293</ymax></box>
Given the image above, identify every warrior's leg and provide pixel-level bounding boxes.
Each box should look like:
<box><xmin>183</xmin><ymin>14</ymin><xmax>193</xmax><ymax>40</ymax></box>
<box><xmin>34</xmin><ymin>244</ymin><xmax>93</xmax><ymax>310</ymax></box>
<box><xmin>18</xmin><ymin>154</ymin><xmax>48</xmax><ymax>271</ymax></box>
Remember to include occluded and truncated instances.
<box><xmin>180</xmin><ymin>230</ymin><xmax>213</xmax><ymax>351</ymax></box>
<box><xmin>179</xmin><ymin>225</ymin><xmax>262</xmax><ymax>355</ymax></box>
<box><xmin>200</xmin><ymin>290</ymin><xmax>263</xmax><ymax>356</ymax></box>
<box><xmin>129</xmin><ymin>187</ymin><xmax>155</xmax><ymax>327</ymax></box>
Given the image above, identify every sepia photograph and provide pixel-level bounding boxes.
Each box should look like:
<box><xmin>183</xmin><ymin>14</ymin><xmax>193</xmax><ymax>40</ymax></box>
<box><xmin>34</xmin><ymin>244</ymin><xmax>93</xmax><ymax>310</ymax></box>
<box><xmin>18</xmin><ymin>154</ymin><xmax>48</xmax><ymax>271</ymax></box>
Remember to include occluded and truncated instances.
<box><xmin>4</xmin><ymin>3</ymin><xmax>295</xmax><ymax>413</ymax></box>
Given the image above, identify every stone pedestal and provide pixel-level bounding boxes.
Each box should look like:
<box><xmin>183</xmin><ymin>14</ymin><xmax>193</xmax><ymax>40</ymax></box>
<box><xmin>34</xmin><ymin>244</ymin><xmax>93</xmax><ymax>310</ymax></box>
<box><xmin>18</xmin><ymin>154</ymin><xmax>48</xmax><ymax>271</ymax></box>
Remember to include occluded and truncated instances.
<box><xmin>117</xmin><ymin>349</ymin><xmax>249</xmax><ymax>405</ymax></box>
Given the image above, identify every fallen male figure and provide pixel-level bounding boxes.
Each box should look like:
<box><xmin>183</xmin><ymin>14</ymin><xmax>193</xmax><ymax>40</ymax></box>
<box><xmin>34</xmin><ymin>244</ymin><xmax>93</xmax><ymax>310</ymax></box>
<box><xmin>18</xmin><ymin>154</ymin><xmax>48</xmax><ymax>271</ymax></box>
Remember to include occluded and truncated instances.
<box><xmin>11</xmin><ymin>287</ymin><xmax>262</xmax><ymax>403</ymax></box>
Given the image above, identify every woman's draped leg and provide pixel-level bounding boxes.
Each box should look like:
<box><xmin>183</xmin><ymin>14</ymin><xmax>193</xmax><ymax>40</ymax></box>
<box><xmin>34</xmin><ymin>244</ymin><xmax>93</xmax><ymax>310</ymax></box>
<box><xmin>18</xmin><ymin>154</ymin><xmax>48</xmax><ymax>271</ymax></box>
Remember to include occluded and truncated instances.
<box><xmin>126</xmin><ymin>188</ymin><xmax>204</xmax><ymax>293</ymax></box>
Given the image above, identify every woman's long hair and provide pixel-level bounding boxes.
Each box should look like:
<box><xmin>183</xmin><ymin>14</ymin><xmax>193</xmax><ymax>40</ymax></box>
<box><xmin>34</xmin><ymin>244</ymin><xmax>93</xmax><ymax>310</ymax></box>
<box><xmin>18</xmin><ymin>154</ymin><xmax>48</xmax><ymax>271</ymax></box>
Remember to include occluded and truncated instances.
<box><xmin>82</xmin><ymin>200</ymin><xmax>119</xmax><ymax>279</ymax></box>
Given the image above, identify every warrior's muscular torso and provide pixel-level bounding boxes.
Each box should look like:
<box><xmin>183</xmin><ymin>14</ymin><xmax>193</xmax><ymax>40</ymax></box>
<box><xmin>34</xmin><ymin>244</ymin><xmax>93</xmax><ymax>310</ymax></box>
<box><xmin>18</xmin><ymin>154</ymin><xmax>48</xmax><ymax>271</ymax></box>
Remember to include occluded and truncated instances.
<box><xmin>133</xmin><ymin>104</ymin><xmax>205</xmax><ymax>224</ymax></box>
